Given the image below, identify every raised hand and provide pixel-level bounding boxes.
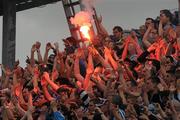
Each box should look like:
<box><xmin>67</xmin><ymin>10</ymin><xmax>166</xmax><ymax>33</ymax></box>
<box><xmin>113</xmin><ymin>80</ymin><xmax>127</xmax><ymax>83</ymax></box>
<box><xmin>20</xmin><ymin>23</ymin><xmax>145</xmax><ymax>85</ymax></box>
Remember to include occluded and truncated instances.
<box><xmin>95</xmin><ymin>107</ymin><xmax>103</xmax><ymax>114</ymax></box>
<box><xmin>109</xmin><ymin>103</ymin><xmax>118</xmax><ymax>112</ymax></box>
<box><xmin>86</xmin><ymin>66</ymin><xmax>94</xmax><ymax>75</ymax></box>
<box><xmin>154</xmin><ymin>103</ymin><xmax>163</xmax><ymax>112</ymax></box>
<box><xmin>42</xmin><ymin>72</ymin><xmax>50</xmax><ymax>80</ymax></box>
<box><xmin>31</xmin><ymin>44</ymin><xmax>37</xmax><ymax>53</ymax></box>
<box><xmin>131</xmin><ymin>30</ymin><xmax>137</xmax><ymax>38</ymax></box>
<box><xmin>148</xmin><ymin>23</ymin><xmax>154</xmax><ymax>30</ymax></box>
<box><xmin>36</xmin><ymin>41</ymin><xmax>41</xmax><ymax>50</ymax></box>
<box><xmin>50</xmin><ymin>99</ymin><xmax>58</xmax><ymax>112</ymax></box>
<box><xmin>46</xmin><ymin>42</ymin><xmax>52</xmax><ymax>51</ymax></box>
<box><xmin>54</xmin><ymin>42</ymin><xmax>59</xmax><ymax>50</ymax></box>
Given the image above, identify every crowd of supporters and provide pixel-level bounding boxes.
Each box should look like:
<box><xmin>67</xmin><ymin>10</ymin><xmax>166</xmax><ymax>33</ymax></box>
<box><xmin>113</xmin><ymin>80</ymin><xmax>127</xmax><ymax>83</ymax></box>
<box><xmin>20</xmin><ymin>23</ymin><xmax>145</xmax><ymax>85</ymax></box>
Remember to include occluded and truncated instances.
<box><xmin>0</xmin><ymin>9</ymin><xmax>180</xmax><ymax>120</ymax></box>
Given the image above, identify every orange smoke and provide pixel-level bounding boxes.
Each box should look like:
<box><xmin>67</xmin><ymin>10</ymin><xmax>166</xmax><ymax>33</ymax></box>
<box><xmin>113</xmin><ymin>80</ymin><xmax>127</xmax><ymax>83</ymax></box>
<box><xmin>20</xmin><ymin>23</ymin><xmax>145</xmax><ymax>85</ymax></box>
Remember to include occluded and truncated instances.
<box><xmin>80</xmin><ymin>25</ymin><xmax>91</xmax><ymax>40</ymax></box>
<box><xmin>70</xmin><ymin>11</ymin><xmax>92</xmax><ymax>27</ymax></box>
<box><xmin>70</xmin><ymin>11</ymin><xmax>92</xmax><ymax>40</ymax></box>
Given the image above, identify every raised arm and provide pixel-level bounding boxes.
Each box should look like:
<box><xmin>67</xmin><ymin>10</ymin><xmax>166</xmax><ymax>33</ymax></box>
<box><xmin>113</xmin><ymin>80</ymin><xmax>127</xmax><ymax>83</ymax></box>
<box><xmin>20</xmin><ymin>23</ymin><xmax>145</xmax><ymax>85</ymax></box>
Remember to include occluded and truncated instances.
<box><xmin>43</xmin><ymin>72</ymin><xmax>59</xmax><ymax>91</ymax></box>
<box><xmin>41</xmin><ymin>79</ymin><xmax>54</xmax><ymax>101</ymax></box>
<box><xmin>104</xmin><ymin>47</ymin><xmax>118</xmax><ymax>70</ymax></box>
<box><xmin>90</xmin><ymin>76</ymin><xmax>106</xmax><ymax>92</ymax></box>
<box><xmin>142</xmin><ymin>25</ymin><xmax>153</xmax><ymax>48</ymax></box>
<box><xmin>27</xmin><ymin>92</ymin><xmax>33</xmax><ymax>120</ymax></box>
<box><xmin>57</xmin><ymin>52</ymin><xmax>65</xmax><ymax>76</ymax></box>
<box><xmin>83</xmin><ymin>50</ymin><xmax>94</xmax><ymax>90</ymax></box>
<box><xmin>11</xmin><ymin>95</ymin><xmax>26</xmax><ymax>117</ymax></box>
<box><xmin>93</xmin><ymin>47</ymin><xmax>111</xmax><ymax>69</ymax></box>
<box><xmin>117</xmin><ymin>65</ymin><xmax>127</xmax><ymax>104</ymax></box>
<box><xmin>12</xmin><ymin>68</ymin><xmax>19</xmax><ymax>87</ymax></box>
<box><xmin>51</xmin><ymin>56</ymin><xmax>59</xmax><ymax>81</ymax></box>
<box><xmin>96</xmin><ymin>15</ymin><xmax>109</xmax><ymax>37</ymax></box>
<box><xmin>30</xmin><ymin>44</ymin><xmax>37</xmax><ymax>66</ymax></box>
<box><xmin>74</xmin><ymin>50</ymin><xmax>84</xmax><ymax>84</ymax></box>
<box><xmin>32</xmin><ymin>66</ymin><xmax>39</xmax><ymax>93</ymax></box>
<box><xmin>158</xmin><ymin>20</ymin><xmax>163</xmax><ymax>37</ymax></box>
<box><xmin>36</xmin><ymin>41</ymin><xmax>43</xmax><ymax>64</ymax></box>
<box><xmin>2</xmin><ymin>66</ymin><xmax>12</xmax><ymax>88</ymax></box>
<box><xmin>44</xmin><ymin>43</ymin><xmax>52</xmax><ymax>64</ymax></box>
<box><xmin>65</xmin><ymin>56</ymin><xmax>73</xmax><ymax>79</ymax></box>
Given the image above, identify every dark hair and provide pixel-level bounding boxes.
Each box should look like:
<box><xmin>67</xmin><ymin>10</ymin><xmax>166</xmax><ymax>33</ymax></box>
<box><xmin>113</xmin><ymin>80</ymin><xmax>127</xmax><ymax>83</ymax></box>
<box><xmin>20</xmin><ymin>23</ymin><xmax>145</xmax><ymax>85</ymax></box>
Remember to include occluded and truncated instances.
<box><xmin>166</xmin><ymin>56</ymin><xmax>174</xmax><ymax>63</ymax></box>
<box><xmin>146</xmin><ymin>18</ymin><xmax>155</xmax><ymax>23</ymax></box>
<box><xmin>66</xmin><ymin>36</ymin><xmax>76</xmax><ymax>41</ymax></box>
<box><xmin>65</xmin><ymin>46</ymin><xmax>76</xmax><ymax>55</ymax></box>
<box><xmin>66</xmin><ymin>36</ymin><xmax>78</xmax><ymax>46</ymax></box>
<box><xmin>39</xmin><ymin>64</ymin><xmax>49</xmax><ymax>74</ymax></box>
<box><xmin>57</xmin><ymin>86</ymin><xmax>71</xmax><ymax>95</ymax></box>
<box><xmin>113</xmin><ymin>26</ymin><xmax>123</xmax><ymax>32</ymax></box>
<box><xmin>161</xmin><ymin>9</ymin><xmax>173</xmax><ymax>22</ymax></box>
<box><xmin>23</xmin><ymin>80</ymin><xmax>34</xmax><ymax>91</ymax></box>
<box><xmin>93</xmin><ymin>113</ymin><xmax>102</xmax><ymax>120</ymax></box>
<box><xmin>137</xmin><ymin>50</ymin><xmax>150</xmax><ymax>63</ymax></box>
<box><xmin>172</xmin><ymin>11</ymin><xmax>179</xmax><ymax>25</ymax></box>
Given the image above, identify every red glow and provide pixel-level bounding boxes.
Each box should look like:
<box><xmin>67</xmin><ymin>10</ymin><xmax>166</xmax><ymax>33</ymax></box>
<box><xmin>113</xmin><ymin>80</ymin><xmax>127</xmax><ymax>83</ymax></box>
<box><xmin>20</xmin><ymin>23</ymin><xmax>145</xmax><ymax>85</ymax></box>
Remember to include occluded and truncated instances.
<box><xmin>80</xmin><ymin>25</ymin><xmax>91</xmax><ymax>40</ymax></box>
<box><xmin>70</xmin><ymin>11</ymin><xmax>92</xmax><ymax>41</ymax></box>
